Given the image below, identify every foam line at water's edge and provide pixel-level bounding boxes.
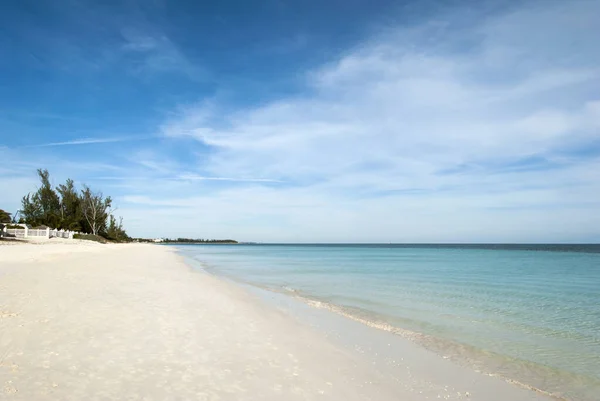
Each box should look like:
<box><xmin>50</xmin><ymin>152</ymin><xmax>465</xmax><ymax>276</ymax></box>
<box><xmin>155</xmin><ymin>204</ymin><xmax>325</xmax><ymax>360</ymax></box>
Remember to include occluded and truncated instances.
<box><xmin>176</xmin><ymin>249</ymin><xmax>592</xmax><ymax>401</ymax></box>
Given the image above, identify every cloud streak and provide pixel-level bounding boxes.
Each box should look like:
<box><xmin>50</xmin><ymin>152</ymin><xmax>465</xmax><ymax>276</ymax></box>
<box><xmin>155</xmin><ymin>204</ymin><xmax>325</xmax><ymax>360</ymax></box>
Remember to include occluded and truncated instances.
<box><xmin>176</xmin><ymin>174</ymin><xmax>282</xmax><ymax>183</ymax></box>
<box><xmin>23</xmin><ymin>136</ymin><xmax>153</xmax><ymax>148</ymax></box>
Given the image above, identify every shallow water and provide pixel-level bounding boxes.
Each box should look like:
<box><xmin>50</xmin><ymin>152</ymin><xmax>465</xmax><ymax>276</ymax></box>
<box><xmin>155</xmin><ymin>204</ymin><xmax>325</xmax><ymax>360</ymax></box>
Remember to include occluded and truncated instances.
<box><xmin>174</xmin><ymin>244</ymin><xmax>600</xmax><ymax>400</ymax></box>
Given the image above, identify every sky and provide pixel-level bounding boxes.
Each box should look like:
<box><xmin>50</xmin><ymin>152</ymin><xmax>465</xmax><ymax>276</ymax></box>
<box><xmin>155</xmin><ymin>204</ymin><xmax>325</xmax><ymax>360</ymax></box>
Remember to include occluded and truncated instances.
<box><xmin>1</xmin><ymin>0</ymin><xmax>599</xmax><ymax>242</ymax></box>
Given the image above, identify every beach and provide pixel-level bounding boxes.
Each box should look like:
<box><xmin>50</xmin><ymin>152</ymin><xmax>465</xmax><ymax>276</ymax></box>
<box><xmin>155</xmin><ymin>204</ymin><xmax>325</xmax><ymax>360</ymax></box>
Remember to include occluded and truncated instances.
<box><xmin>0</xmin><ymin>242</ymin><xmax>553</xmax><ymax>400</ymax></box>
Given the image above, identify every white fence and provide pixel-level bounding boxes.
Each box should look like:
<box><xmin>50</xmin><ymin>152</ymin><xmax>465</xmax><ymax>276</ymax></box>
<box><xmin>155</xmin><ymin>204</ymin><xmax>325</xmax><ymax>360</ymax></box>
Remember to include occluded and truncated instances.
<box><xmin>1</xmin><ymin>225</ymin><xmax>76</xmax><ymax>240</ymax></box>
<box><xmin>5</xmin><ymin>228</ymin><xmax>25</xmax><ymax>238</ymax></box>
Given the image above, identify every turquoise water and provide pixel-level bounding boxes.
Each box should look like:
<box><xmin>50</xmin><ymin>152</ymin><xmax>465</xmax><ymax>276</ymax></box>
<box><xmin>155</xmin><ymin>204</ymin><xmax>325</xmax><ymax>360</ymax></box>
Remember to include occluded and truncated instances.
<box><xmin>175</xmin><ymin>244</ymin><xmax>600</xmax><ymax>400</ymax></box>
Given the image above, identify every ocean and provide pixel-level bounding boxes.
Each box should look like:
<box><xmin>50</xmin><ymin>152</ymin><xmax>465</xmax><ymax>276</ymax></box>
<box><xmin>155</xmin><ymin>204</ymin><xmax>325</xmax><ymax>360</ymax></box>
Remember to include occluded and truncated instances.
<box><xmin>174</xmin><ymin>244</ymin><xmax>600</xmax><ymax>400</ymax></box>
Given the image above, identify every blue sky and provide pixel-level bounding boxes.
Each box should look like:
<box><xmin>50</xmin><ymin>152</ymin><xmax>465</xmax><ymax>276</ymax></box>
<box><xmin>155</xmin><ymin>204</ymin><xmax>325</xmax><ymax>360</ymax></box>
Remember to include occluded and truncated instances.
<box><xmin>1</xmin><ymin>0</ymin><xmax>599</xmax><ymax>242</ymax></box>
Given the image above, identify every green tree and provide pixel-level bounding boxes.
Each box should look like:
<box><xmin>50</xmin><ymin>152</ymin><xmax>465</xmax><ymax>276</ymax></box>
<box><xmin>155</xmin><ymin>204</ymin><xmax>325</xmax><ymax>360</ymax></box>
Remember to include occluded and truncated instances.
<box><xmin>56</xmin><ymin>178</ymin><xmax>82</xmax><ymax>230</ymax></box>
<box><xmin>106</xmin><ymin>215</ymin><xmax>129</xmax><ymax>242</ymax></box>
<box><xmin>21</xmin><ymin>169</ymin><xmax>61</xmax><ymax>227</ymax></box>
<box><xmin>0</xmin><ymin>209</ymin><xmax>11</xmax><ymax>223</ymax></box>
<box><xmin>21</xmin><ymin>193</ymin><xmax>40</xmax><ymax>225</ymax></box>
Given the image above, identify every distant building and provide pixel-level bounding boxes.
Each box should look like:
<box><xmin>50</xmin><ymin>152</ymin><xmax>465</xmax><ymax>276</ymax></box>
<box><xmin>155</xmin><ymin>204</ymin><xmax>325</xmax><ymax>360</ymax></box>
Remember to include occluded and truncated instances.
<box><xmin>153</xmin><ymin>238</ymin><xmax>165</xmax><ymax>243</ymax></box>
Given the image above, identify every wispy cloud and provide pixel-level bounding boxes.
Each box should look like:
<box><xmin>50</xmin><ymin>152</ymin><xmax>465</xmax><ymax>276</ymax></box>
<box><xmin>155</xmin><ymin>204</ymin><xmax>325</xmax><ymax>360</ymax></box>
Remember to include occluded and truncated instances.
<box><xmin>152</xmin><ymin>0</ymin><xmax>600</xmax><ymax>241</ymax></box>
<box><xmin>88</xmin><ymin>174</ymin><xmax>282</xmax><ymax>183</ymax></box>
<box><xmin>176</xmin><ymin>174</ymin><xmax>283</xmax><ymax>183</ymax></box>
<box><xmin>0</xmin><ymin>110</ymin><xmax>88</xmax><ymax>122</ymax></box>
<box><xmin>23</xmin><ymin>136</ymin><xmax>152</xmax><ymax>148</ymax></box>
<box><xmin>162</xmin><ymin>0</ymin><xmax>600</xmax><ymax>181</ymax></box>
<box><xmin>3</xmin><ymin>0</ymin><xmax>599</xmax><ymax>241</ymax></box>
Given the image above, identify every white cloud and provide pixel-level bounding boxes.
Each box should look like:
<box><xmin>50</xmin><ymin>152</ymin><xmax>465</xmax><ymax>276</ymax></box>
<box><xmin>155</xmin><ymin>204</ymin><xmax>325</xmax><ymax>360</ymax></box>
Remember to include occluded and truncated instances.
<box><xmin>3</xmin><ymin>0</ymin><xmax>599</xmax><ymax>241</ymax></box>
<box><xmin>147</xmin><ymin>0</ymin><xmax>600</xmax><ymax>241</ymax></box>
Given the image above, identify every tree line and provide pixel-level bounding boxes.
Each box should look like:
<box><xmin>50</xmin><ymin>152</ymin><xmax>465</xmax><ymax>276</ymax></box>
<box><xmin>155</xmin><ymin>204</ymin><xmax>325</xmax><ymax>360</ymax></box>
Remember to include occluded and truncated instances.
<box><xmin>2</xmin><ymin>169</ymin><xmax>128</xmax><ymax>242</ymax></box>
<box><xmin>162</xmin><ymin>238</ymin><xmax>238</xmax><ymax>244</ymax></box>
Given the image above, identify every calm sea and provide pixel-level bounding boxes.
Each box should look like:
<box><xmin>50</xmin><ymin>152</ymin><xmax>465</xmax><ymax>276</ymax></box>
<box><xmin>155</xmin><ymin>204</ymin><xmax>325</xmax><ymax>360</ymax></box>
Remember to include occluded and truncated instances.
<box><xmin>174</xmin><ymin>244</ymin><xmax>600</xmax><ymax>400</ymax></box>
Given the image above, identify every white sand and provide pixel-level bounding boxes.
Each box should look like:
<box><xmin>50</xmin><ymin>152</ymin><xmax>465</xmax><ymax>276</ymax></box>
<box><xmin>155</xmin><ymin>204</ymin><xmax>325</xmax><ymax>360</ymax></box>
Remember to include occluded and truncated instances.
<box><xmin>0</xmin><ymin>242</ymin><xmax>554</xmax><ymax>400</ymax></box>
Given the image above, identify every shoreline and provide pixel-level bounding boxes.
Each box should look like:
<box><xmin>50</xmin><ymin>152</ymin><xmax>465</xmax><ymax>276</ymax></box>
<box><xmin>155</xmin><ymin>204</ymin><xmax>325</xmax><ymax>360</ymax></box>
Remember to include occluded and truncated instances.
<box><xmin>280</xmin><ymin>290</ymin><xmax>584</xmax><ymax>401</ymax></box>
<box><xmin>291</xmin><ymin>294</ymin><xmax>568</xmax><ymax>400</ymax></box>
<box><xmin>190</xmin><ymin>264</ymin><xmax>570</xmax><ymax>401</ymax></box>
<box><xmin>180</xmin><ymin>248</ymin><xmax>566</xmax><ymax>401</ymax></box>
<box><xmin>1</xmin><ymin>242</ymin><xmax>553</xmax><ymax>400</ymax></box>
<box><xmin>177</xmin><ymin>246</ymin><xmax>595</xmax><ymax>401</ymax></box>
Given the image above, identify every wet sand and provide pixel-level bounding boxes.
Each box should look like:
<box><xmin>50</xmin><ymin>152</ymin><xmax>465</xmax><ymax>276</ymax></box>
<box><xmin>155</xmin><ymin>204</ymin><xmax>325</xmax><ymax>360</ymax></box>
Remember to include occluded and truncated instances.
<box><xmin>0</xmin><ymin>242</ymin><xmax>552</xmax><ymax>400</ymax></box>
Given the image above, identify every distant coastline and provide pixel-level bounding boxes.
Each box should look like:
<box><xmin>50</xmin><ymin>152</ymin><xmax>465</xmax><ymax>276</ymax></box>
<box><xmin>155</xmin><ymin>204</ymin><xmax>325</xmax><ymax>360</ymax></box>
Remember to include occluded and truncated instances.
<box><xmin>157</xmin><ymin>238</ymin><xmax>238</xmax><ymax>245</ymax></box>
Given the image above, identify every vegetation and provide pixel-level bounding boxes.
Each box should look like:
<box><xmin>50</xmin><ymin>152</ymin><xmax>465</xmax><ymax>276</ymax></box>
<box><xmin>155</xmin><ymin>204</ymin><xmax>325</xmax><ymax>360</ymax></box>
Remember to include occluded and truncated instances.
<box><xmin>18</xmin><ymin>169</ymin><xmax>129</xmax><ymax>242</ymax></box>
<box><xmin>80</xmin><ymin>185</ymin><xmax>112</xmax><ymax>236</ymax></box>
<box><xmin>73</xmin><ymin>233</ymin><xmax>109</xmax><ymax>243</ymax></box>
<box><xmin>0</xmin><ymin>209</ymin><xmax>11</xmax><ymax>223</ymax></box>
<box><xmin>106</xmin><ymin>215</ymin><xmax>128</xmax><ymax>242</ymax></box>
<box><xmin>56</xmin><ymin>179</ymin><xmax>81</xmax><ymax>230</ymax></box>
<box><xmin>21</xmin><ymin>169</ymin><xmax>61</xmax><ymax>228</ymax></box>
<box><xmin>162</xmin><ymin>238</ymin><xmax>238</xmax><ymax>244</ymax></box>
<box><xmin>9</xmin><ymin>169</ymin><xmax>238</xmax><ymax>245</ymax></box>
<box><xmin>129</xmin><ymin>237</ymin><xmax>238</xmax><ymax>244</ymax></box>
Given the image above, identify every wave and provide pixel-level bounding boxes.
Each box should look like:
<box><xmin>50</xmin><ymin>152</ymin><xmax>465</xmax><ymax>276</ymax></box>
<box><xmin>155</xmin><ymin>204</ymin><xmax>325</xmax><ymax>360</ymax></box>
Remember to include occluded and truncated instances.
<box><xmin>268</xmin><ymin>286</ymin><xmax>596</xmax><ymax>401</ymax></box>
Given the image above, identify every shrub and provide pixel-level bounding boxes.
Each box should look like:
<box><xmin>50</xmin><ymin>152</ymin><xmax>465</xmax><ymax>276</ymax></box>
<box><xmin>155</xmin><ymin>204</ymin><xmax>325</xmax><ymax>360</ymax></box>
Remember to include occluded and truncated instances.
<box><xmin>73</xmin><ymin>233</ymin><xmax>108</xmax><ymax>243</ymax></box>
